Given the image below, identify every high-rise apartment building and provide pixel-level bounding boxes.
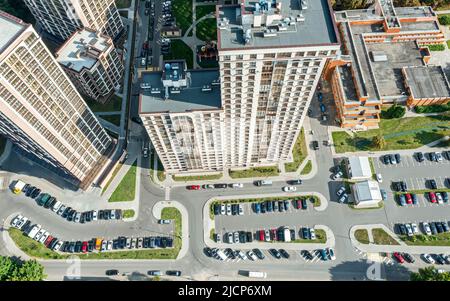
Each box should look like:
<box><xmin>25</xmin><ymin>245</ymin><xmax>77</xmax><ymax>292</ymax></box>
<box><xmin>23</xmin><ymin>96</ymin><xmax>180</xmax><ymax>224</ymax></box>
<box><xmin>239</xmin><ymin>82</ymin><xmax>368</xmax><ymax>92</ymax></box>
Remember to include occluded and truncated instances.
<box><xmin>56</xmin><ymin>28</ymin><xmax>124</xmax><ymax>103</ymax></box>
<box><xmin>23</xmin><ymin>0</ymin><xmax>124</xmax><ymax>42</ymax></box>
<box><xmin>139</xmin><ymin>0</ymin><xmax>341</xmax><ymax>174</ymax></box>
<box><xmin>0</xmin><ymin>11</ymin><xmax>113</xmax><ymax>188</ymax></box>
<box><xmin>325</xmin><ymin>0</ymin><xmax>448</xmax><ymax>129</ymax></box>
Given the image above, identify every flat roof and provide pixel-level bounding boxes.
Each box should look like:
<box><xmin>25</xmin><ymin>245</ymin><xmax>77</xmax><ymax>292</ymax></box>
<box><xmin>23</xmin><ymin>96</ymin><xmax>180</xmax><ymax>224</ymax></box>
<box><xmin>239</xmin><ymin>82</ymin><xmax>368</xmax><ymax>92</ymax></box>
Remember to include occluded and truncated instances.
<box><xmin>348</xmin><ymin>156</ymin><xmax>372</xmax><ymax>178</ymax></box>
<box><xmin>367</xmin><ymin>41</ymin><xmax>425</xmax><ymax>97</ymax></box>
<box><xmin>56</xmin><ymin>29</ymin><xmax>110</xmax><ymax>72</ymax></box>
<box><xmin>217</xmin><ymin>0</ymin><xmax>338</xmax><ymax>50</ymax></box>
<box><xmin>354</xmin><ymin>180</ymin><xmax>382</xmax><ymax>202</ymax></box>
<box><xmin>404</xmin><ymin>65</ymin><xmax>450</xmax><ymax>99</ymax></box>
<box><xmin>0</xmin><ymin>11</ymin><xmax>26</xmax><ymax>54</ymax></box>
<box><xmin>140</xmin><ymin>70</ymin><xmax>222</xmax><ymax>114</ymax></box>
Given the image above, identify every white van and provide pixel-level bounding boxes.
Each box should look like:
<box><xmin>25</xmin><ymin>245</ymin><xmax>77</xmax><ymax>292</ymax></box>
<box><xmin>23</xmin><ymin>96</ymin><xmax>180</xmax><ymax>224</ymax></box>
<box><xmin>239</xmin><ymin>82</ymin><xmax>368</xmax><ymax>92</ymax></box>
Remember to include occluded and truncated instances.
<box><xmin>248</xmin><ymin>271</ymin><xmax>267</xmax><ymax>278</ymax></box>
<box><xmin>255</xmin><ymin>180</ymin><xmax>272</xmax><ymax>186</ymax></box>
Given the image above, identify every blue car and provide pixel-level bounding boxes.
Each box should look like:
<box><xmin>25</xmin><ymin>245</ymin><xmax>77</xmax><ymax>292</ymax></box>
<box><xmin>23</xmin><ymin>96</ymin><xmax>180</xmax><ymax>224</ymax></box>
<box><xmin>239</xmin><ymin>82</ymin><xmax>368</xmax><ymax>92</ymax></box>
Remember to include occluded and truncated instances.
<box><xmin>442</xmin><ymin>191</ymin><xmax>448</xmax><ymax>202</ymax></box>
<box><xmin>317</xmin><ymin>92</ymin><xmax>323</xmax><ymax>102</ymax></box>
<box><xmin>320</xmin><ymin>103</ymin><xmax>326</xmax><ymax>113</ymax></box>
<box><xmin>254</xmin><ymin>203</ymin><xmax>261</xmax><ymax>214</ymax></box>
<box><xmin>319</xmin><ymin>249</ymin><xmax>328</xmax><ymax>261</ymax></box>
<box><xmin>411</xmin><ymin>193</ymin><xmax>418</xmax><ymax>205</ymax></box>
<box><xmin>261</xmin><ymin>202</ymin><xmax>266</xmax><ymax>213</ymax></box>
<box><xmin>283</xmin><ymin>200</ymin><xmax>289</xmax><ymax>211</ymax></box>
<box><xmin>398</xmin><ymin>194</ymin><xmax>406</xmax><ymax>206</ymax></box>
<box><xmin>302</xmin><ymin>227</ymin><xmax>310</xmax><ymax>239</ymax></box>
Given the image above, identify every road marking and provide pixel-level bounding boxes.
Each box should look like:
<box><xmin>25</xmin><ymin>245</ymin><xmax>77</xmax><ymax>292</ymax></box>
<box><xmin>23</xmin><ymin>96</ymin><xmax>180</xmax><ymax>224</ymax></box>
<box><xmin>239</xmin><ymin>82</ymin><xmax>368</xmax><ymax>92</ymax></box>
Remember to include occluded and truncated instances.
<box><xmin>164</xmin><ymin>187</ymin><xmax>170</xmax><ymax>201</ymax></box>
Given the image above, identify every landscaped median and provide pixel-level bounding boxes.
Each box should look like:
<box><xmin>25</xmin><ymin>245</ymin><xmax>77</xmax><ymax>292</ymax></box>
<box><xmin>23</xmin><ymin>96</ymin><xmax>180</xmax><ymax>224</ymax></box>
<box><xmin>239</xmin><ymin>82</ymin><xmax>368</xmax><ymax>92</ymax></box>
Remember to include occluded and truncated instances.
<box><xmin>8</xmin><ymin>207</ymin><xmax>183</xmax><ymax>260</ymax></box>
<box><xmin>400</xmin><ymin>232</ymin><xmax>450</xmax><ymax>247</ymax></box>
<box><xmin>372</xmin><ymin>228</ymin><xmax>399</xmax><ymax>245</ymax></box>
<box><xmin>229</xmin><ymin>166</ymin><xmax>280</xmax><ymax>179</ymax></box>
<box><xmin>354</xmin><ymin>229</ymin><xmax>369</xmax><ymax>244</ymax></box>
<box><xmin>172</xmin><ymin>173</ymin><xmax>222</xmax><ymax>182</ymax></box>
<box><xmin>108</xmin><ymin>160</ymin><xmax>137</xmax><ymax>202</ymax></box>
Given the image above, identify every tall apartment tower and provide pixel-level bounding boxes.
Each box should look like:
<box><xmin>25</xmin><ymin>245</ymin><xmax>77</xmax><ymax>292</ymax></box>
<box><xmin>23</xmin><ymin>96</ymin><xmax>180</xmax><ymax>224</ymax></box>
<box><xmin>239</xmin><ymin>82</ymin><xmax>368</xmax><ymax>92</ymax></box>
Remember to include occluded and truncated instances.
<box><xmin>23</xmin><ymin>0</ymin><xmax>124</xmax><ymax>42</ymax></box>
<box><xmin>217</xmin><ymin>0</ymin><xmax>340</xmax><ymax>168</ymax></box>
<box><xmin>139</xmin><ymin>0</ymin><xmax>340</xmax><ymax>175</ymax></box>
<box><xmin>56</xmin><ymin>28</ymin><xmax>124</xmax><ymax>103</ymax></box>
<box><xmin>0</xmin><ymin>11</ymin><xmax>113</xmax><ymax>188</ymax></box>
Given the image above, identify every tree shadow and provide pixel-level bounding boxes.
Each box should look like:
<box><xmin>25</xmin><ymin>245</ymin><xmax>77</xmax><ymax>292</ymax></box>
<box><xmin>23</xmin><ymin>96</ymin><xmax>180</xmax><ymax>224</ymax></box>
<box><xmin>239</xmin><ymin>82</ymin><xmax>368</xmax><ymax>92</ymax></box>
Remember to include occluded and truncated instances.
<box><xmin>329</xmin><ymin>259</ymin><xmax>411</xmax><ymax>281</ymax></box>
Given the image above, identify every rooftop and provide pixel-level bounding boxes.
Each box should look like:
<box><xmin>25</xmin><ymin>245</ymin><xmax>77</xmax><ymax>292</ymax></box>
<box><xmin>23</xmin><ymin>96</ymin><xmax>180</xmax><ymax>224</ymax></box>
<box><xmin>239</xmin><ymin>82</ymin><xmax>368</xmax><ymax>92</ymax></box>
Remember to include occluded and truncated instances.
<box><xmin>0</xmin><ymin>10</ymin><xmax>26</xmax><ymax>54</ymax></box>
<box><xmin>140</xmin><ymin>69</ymin><xmax>222</xmax><ymax>114</ymax></box>
<box><xmin>56</xmin><ymin>29</ymin><xmax>110</xmax><ymax>72</ymax></box>
<box><xmin>403</xmin><ymin>65</ymin><xmax>450</xmax><ymax>100</ymax></box>
<box><xmin>217</xmin><ymin>0</ymin><xmax>338</xmax><ymax>50</ymax></box>
<box><xmin>354</xmin><ymin>180</ymin><xmax>382</xmax><ymax>202</ymax></box>
<box><xmin>348</xmin><ymin>156</ymin><xmax>372</xmax><ymax>179</ymax></box>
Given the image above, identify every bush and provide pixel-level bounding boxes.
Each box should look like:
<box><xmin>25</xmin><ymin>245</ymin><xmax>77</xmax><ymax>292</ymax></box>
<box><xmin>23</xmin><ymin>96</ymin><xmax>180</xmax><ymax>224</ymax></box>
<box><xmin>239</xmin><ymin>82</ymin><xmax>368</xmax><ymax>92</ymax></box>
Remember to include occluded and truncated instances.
<box><xmin>426</xmin><ymin>44</ymin><xmax>445</xmax><ymax>51</ymax></box>
<box><xmin>439</xmin><ymin>15</ymin><xmax>450</xmax><ymax>25</ymax></box>
<box><xmin>382</xmin><ymin>104</ymin><xmax>405</xmax><ymax>119</ymax></box>
<box><xmin>415</xmin><ymin>103</ymin><xmax>450</xmax><ymax>114</ymax></box>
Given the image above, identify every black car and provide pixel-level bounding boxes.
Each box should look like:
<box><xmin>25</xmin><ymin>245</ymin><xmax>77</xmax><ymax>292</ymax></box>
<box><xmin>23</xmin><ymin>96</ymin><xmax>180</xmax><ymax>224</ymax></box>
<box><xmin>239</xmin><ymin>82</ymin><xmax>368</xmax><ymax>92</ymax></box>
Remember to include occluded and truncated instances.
<box><xmin>88</xmin><ymin>240</ymin><xmax>95</xmax><ymax>252</ymax></box>
<box><xmin>415</xmin><ymin>152</ymin><xmax>425</xmax><ymax>162</ymax></box>
<box><xmin>430</xmin><ymin>222</ymin><xmax>438</xmax><ymax>235</ymax></box>
<box><xmin>279</xmin><ymin>249</ymin><xmax>290</xmax><ymax>259</ymax></box>
<box><xmin>428</xmin><ymin>179</ymin><xmax>437</xmax><ymax>190</ymax></box>
<box><xmin>85</xmin><ymin>211</ymin><xmax>92</xmax><ymax>222</ymax></box>
<box><xmin>253</xmin><ymin>248</ymin><xmax>265</xmax><ymax>260</ymax></box>
<box><xmin>246</xmin><ymin>232</ymin><xmax>253</xmax><ymax>243</ymax></box>
<box><xmin>62</xmin><ymin>207</ymin><xmax>71</xmax><ymax>218</ymax></box>
<box><xmin>312</xmin><ymin>140</ymin><xmax>319</xmax><ymax>150</ymax></box>
<box><xmin>383</xmin><ymin>155</ymin><xmax>390</xmax><ymax>165</ymax></box>
<box><xmin>80</xmin><ymin>212</ymin><xmax>86</xmax><ymax>224</ymax></box>
<box><xmin>395</xmin><ymin>153</ymin><xmax>401</xmax><ymax>163</ymax></box>
<box><xmin>213</xmin><ymin>204</ymin><xmax>220</xmax><ymax>215</ymax></box>
<box><xmin>25</xmin><ymin>186</ymin><xmax>35</xmax><ymax>197</ymax></box>
<box><xmin>444</xmin><ymin>150</ymin><xmax>450</xmax><ymax>160</ymax></box>
<box><xmin>400</xmin><ymin>181</ymin><xmax>407</xmax><ymax>192</ymax></box>
<box><xmin>166</xmin><ymin>270</ymin><xmax>181</xmax><ymax>276</ymax></box>
<box><xmin>436</xmin><ymin>222</ymin><xmax>444</xmax><ymax>233</ymax></box>
<box><xmin>290</xmin><ymin>229</ymin><xmax>296</xmax><ymax>241</ymax></box>
<box><xmin>301</xmin><ymin>199</ymin><xmax>307</xmax><ymax>210</ymax></box>
<box><xmin>428</xmin><ymin>152</ymin><xmax>437</xmax><ymax>161</ymax></box>
<box><xmin>105</xmin><ymin>269</ymin><xmax>119</xmax><ymax>276</ymax></box>
<box><xmin>60</xmin><ymin>242</ymin><xmax>69</xmax><ymax>252</ymax></box>
<box><xmin>67</xmin><ymin>209</ymin><xmax>76</xmax><ymax>221</ymax></box>
<box><xmin>393</xmin><ymin>182</ymin><xmax>401</xmax><ymax>192</ymax></box>
<box><xmin>283</xmin><ymin>200</ymin><xmax>289</xmax><ymax>211</ymax></box>
<box><xmin>288</xmin><ymin>179</ymin><xmax>302</xmax><ymax>185</ymax></box>
<box><xmin>31</xmin><ymin>188</ymin><xmax>41</xmax><ymax>199</ymax></box>
<box><xmin>74</xmin><ymin>241</ymin><xmax>82</xmax><ymax>253</ymax></box>
<box><xmin>260</xmin><ymin>202</ymin><xmax>266</xmax><ymax>213</ymax></box>
<box><xmin>301</xmin><ymin>250</ymin><xmax>314</xmax><ymax>260</ymax></box>
<box><xmin>278</xmin><ymin>201</ymin><xmax>284</xmax><ymax>212</ymax></box>
<box><xmin>131</xmin><ymin>116</ymin><xmax>142</xmax><ymax>124</ymax></box>
<box><xmin>398</xmin><ymin>224</ymin><xmax>407</xmax><ymax>235</ymax></box>
<box><xmin>269</xmin><ymin>248</ymin><xmax>281</xmax><ymax>259</ymax></box>
<box><xmin>402</xmin><ymin>253</ymin><xmax>415</xmax><ymax>263</ymax></box>
<box><xmin>239</xmin><ymin>231</ymin><xmax>247</xmax><ymax>243</ymax></box>
<box><xmin>22</xmin><ymin>184</ymin><xmax>31</xmax><ymax>193</ymax></box>
<box><xmin>272</xmin><ymin>201</ymin><xmax>278</xmax><ymax>211</ymax></box>
<box><xmin>115</xmin><ymin>209</ymin><xmax>122</xmax><ymax>220</ymax></box>
<box><xmin>203</xmin><ymin>247</ymin><xmax>213</xmax><ymax>257</ymax></box>
<box><xmin>214</xmin><ymin>183</ymin><xmax>227</xmax><ymax>189</ymax></box>
<box><xmin>231</xmin><ymin>204</ymin><xmax>238</xmax><ymax>215</ymax></box>
<box><xmin>223</xmin><ymin>248</ymin><xmax>233</xmax><ymax>258</ymax></box>
<box><xmin>434</xmin><ymin>254</ymin><xmax>445</xmax><ymax>265</ymax></box>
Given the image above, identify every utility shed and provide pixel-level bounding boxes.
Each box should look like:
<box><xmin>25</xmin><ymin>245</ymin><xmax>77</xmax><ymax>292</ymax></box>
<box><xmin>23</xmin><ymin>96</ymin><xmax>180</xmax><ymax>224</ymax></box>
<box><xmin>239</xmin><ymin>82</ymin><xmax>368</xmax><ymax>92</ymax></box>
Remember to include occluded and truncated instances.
<box><xmin>347</xmin><ymin>156</ymin><xmax>372</xmax><ymax>180</ymax></box>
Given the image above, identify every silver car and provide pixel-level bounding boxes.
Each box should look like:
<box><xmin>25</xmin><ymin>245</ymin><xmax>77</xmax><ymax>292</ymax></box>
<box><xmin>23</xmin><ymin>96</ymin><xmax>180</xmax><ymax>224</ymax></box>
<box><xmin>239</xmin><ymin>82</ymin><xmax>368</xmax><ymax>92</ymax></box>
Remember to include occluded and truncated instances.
<box><xmin>227</xmin><ymin>232</ymin><xmax>233</xmax><ymax>244</ymax></box>
<box><xmin>233</xmin><ymin>231</ymin><xmax>240</xmax><ymax>244</ymax></box>
<box><xmin>226</xmin><ymin>204</ymin><xmax>232</xmax><ymax>215</ymax></box>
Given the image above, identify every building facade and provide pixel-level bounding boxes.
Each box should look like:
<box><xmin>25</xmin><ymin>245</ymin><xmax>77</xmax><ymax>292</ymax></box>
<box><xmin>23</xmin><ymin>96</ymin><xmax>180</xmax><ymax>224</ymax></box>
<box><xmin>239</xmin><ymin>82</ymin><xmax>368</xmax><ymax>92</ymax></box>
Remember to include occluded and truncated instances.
<box><xmin>23</xmin><ymin>0</ymin><xmax>124</xmax><ymax>42</ymax></box>
<box><xmin>140</xmin><ymin>0</ymin><xmax>341</xmax><ymax>174</ymax></box>
<box><xmin>56</xmin><ymin>29</ymin><xmax>124</xmax><ymax>103</ymax></box>
<box><xmin>325</xmin><ymin>0</ymin><xmax>446</xmax><ymax>129</ymax></box>
<box><xmin>0</xmin><ymin>11</ymin><xmax>113</xmax><ymax>188</ymax></box>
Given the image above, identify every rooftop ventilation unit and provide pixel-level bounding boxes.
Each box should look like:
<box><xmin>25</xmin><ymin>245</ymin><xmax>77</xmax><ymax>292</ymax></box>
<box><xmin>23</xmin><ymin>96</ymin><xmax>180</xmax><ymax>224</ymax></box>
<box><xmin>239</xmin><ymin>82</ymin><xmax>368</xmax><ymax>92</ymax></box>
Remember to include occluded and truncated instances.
<box><xmin>170</xmin><ymin>87</ymin><xmax>181</xmax><ymax>94</ymax></box>
<box><xmin>244</xmin><ymin>28</ymin><xmax>252</xmax><ymax>44</ymax></box>
<box><xmin>296</xmin><ymin>13</ymin><xmax>305</xmax><ymax>22</ymax></box>
<box><xmin>263</xmin><ymin>28</ymin><xmax>277</xmax><ymax>37</ymax></box>
<box><xmin>211</xmin><ymin>79</ymin><xmax>220</xmax><ymax>86</ymax></box>
<box><xmin>300</xmin><ymin>0</ymin><xmax>308</xmax><ymax>10</ymax></box>
<box><xmin>201</xmin><ymin>85</ymin><xmax>212</xmax><ymax>92</ymax></box>
<box><xmin>218</xmin><ymin>17</ymin><xmax>229</xmax><ymax>29</ymax></box>
<box><xmin>151</xmin><ymin>88</ymin><xmax>161</xmax><ymax>94</ymax></box>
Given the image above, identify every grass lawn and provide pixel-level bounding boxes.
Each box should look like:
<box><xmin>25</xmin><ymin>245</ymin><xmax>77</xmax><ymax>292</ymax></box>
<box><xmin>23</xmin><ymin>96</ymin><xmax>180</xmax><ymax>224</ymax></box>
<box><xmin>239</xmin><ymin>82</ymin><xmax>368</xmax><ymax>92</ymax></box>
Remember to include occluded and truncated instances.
<box><xmin>285</xmin><ymin>128</ymin><xmax>307</xmax><ymax>172</ymax></box>
<box><xmin>9</xmin><ymin>228</ymin><xmax>67</xmax><ymax>259</ymax></box>
<box><xmin>332</xmin><ymin>113</ymin><xmax>450</xmax><ymax>153</ymax></box>
<box><xmin>172</xmin><ymin>0</ymin><xmax>193</xmax><ymax>35</ymax></box>
<box><xmin>108</xmin><ymin>160</ymin><xmax>137</xmax><ymax>202</ymax></box>
<box><xmin>86</xmin><ymin>95</ymin><xmax>122</xmax><ymax>113</ymax></box>
<box><xmin>354</xmin><ymin>229</ymin><xmax>370</xmax><ymax>244</ymax></box>
<box><xmin>196</xmin><ymin>18</ymin><xmax>217</xmax><ymax>41</ymax></box>
<box><xmin>173</xmin><ymin>173</ymin><xmax>222</xmax><ymax>182</ymax></box>
<box><xmin>290</xmin><ymin>229</ymin><xmax>327</xmax><ymax>244</ymax></box>
<box><xmin>100</xmin><ymin>115</ymin><xmax>121</xmax><ymax>127</ymax></box>
<box><xmin>115</xmin><ymin>0</ymin><xmax>131</xmax><ymax>9</ymax></box>
<box><xmin>229</xmin><ymin>166</ymin><xmax>279</xmax><ymax>179</ymax></box>
<box><xmin>372</xmin><ymin>228</ymin><xmax>399</xmax><ymax>245</ymax></box>
<box><xmin>300</xmin><ymin>160</ymin><xmax>312</xmax><ymax>175</ymax></box>
<box><xmin>400</xmin><ymin>232</ymin><xmax>450</xmax><ymax>246</ymax></box>
<box><xmin>210</xmin><ymin>228</ymin><xmax>215</xmax><ymax>241</ymax></box>
<box><xmin>0</xmin><ymin>135</ymin><xmax>6</xmax><ymax>156</ymax></box>
<box><xmin>102</xmin><ymin>162</ymin><xmax>123</xmax><ymax>195</ymax></box>
<box><xmin>123</xmin><ymin>209</ymin><xmax>135</xmax><ymax>218</ymax></box>
<box><xmin>196</xmin><ymin>5</ymin><xmax>216</xmax><ymax>20</ymax></box>
<box><xmin>447</xmin><ymin>40</ymin><xmax>450</xmax><ymax>49</ymax></box>
<box><xmin>163</xmin><ymin>39</ymin><xmax>193</xmax><ymax>69</ymax></box>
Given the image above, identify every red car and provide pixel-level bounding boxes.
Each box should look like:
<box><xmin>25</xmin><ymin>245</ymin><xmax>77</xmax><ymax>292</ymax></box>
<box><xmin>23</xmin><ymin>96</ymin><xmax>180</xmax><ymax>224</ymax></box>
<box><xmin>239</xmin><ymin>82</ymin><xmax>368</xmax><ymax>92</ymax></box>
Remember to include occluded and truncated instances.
<box><xmin>295</xmin><ymin>199</ymin><xmax>302</xmax><ymax>209</ymax></box>
<box><xmin>44</xmin><ymin>236</ymin><xmax>54</xmax><ymax>247</ymax></box>
<box><xmin>82</xmin><ymin>241</ymin><xmax>88</xmax><ymax>253</ymax></box>
<box><xmin>186</xmin><ymin>185</ymin><xmax>200</xmax><ymax>190</ymax></box>
<box><xmin>270</xmin><ymin>229</ymin><xmax>277</xmax><ymax>241</ymax></box>
<box><xmin>259</xmin><ymin>230</ymin><xmax>265</xmax><ymax>241</ymax></box>
<box><xmin>393</xmin><ymin>252</ymin><xmax>404</xmax><ymax>264</ymax></box>
<box><xmin>405</xmin><ymin>193</ymin><xmax>412</xmax><ymax>204</ymax></box>
<box><xmin>429</xmin><ymin>192</ymin><xmax>437</xmax><ymax>203</ymax></box>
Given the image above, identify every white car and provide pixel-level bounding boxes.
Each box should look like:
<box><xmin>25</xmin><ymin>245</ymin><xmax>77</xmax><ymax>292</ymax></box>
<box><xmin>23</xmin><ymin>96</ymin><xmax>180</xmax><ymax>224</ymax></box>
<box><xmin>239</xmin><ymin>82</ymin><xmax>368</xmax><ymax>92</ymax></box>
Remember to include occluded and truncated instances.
<box><xmin>411</xmin><ymin>223</ymin><xmax>419</xmax><ymax>234</ymax></box>
<box><xmin>52</xmin><ymin>241</ymin><xmax>63</xmax><ymax>251</ymax></box>
<box><xmin>436</xmin><ymin>193</ymin><xmax>444</xmax><ymax>204</ymax></box>
<box><xmin>16</xmin><ymin>217</ymin><xmax>28</xmax><ymax>229</ymax></box>
<box><xmin>107</xmin><ymin>240</ymin><xmax>113</xmax><ymax>250</ymax></box>
<box><xmin>227</xmin><ymin>232</ymin><xmax>233</xmax><ymax>244</ymax></box>
<box><xmin>265</xmin><ymin>230</ymin><xmax>271</xmax><ymax>241</ymax></box>
<box><xmin>226</xmin><ymin>204</ymin><xmax>232</xmax><ymax>215</ymax></box>
<box><xmin>283</xmin><ymin>186</ymin><xmax>297</xmax><ymax>192</ymax></box>
<box><xmin>57</xmin><ymin>205</ymin><xmax>66</xmax><ymax>216</ymax></box>
<box><xmin>215</xmin><ymin>233</ymin><xmax>221</xmax><ymax>243</ymax></box>
<box><xmin>405</xmin><ymin>223</ymin><xmax>413</xmax><ymax>237</ymax></box>
<box><xmin>422</xmin><ymin>222</ymin><xmax>432</xmax><ymax>236</ymax></box>
<box><xmin>92</xmin><ymin>210</ymin><xmax>98</xmax><ymax>221</ymax></box>
<box><xmin>310</xmin><ymin>228</ymin><xmax>316</xmax><ymax>240</ymax></box>
<box><xmin>11</xmin><ymin>215</ymin><xmax>23</xmax><ymax>228</ymax></box>
<box><xmin>74</xmin><ymin>212</ymin><xmax>81</xmax><ymax>223</ymax></box>
<box><xmin>423</xmin><ymin>253</ymin><xmax>435</xmax><ymax>264</ymax></box>
<box><xmin>161</xmin><ymin>38</ymin><xmax>171</xmax><ymax>44</ymax></box>
<box><xmin>238</xmin><ymin>204</ymin><xmax>244</xmax><ymax>215</ymax></box>
<box><xmin>52</xmin><ymin>201</ymin><xmax>62</xmax><ymax>213</ymax></box>
<box><xmin>247</xmin><ymin>250</ymin><xmax>258</xmax><ymax>261</ymax></box>
<box><xmin>233</xmin><ymin>231</ymin><xmax>239</xmax><ymax>244</ymax></box>
<box><xmin>376</xmin><ymin>173</ymin><xmax>383</xmax><ymax>183</ymax></box>
<box><xmin>39</xmin><ymin>231</ymin><xmax>50</xmax><ymax>244</ymax></box>
<box><xmin>34</xmin><ymin>229</ymin><xmax>46</xmax><ymax>241</ymax></box>
<box><xmin>238</xmin><ymin>250</ymin><xmax>248</xmax><ymax>260</ymax></box>
<box><xmin>27</xmin><ymin>224</ymin><xmax>41</xmax><ymax>239</ymax></box>
<box><xmin>141</xmin><ymin>57</ymin><xmax>146</xmax><ymax>66</ymax></box>
<box><xmin>110</xmin><ymin>210</ymin><xmax>116</xmax><ymax>219</ymax></box>
<box><xmin>338</xmin><ymin>193</ymin><xmax>348</xmax><ymax>204</ymax></box>
<box><xmin>159</xmin><ymin>219</ymin><xmax>171</xmax><ymax>224</ymax></box>
<box><xmin>336</xmin><ymin>186</ymin><xmax>346</xmax><ymax>197</ymax></box>
<box><xmin>231</xmin><ymin>183</ymin><xmax>244</xmax><ymax>188</ymax></box>
<box><xmin>101</xmin><ymin>240</ymin><xmax>108</xmax><ymax>251</ymax></box>
<box><xmin>220</xmin><ymin>204</ymin><xmax>226</xmax><ymax>215</ymax></box>
<box><xmin>332</xmin><ymin>171</ymin><xmax>343</xmax><ymax>180</ymax></box>
<box><xmin>436</xmin><ymin>152</ymin><xmax>443</xmax><ymax>162</ymax></box>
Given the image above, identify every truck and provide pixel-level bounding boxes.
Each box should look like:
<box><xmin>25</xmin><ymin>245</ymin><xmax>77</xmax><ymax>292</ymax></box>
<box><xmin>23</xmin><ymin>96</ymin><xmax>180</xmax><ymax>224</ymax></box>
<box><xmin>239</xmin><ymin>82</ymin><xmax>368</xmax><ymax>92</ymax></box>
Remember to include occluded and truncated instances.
<box><xmin>12</xmin><ymin>180</ymin><xmax>26</xmax><ymax>194</ymax></box>
<box><xmin>247</xmin><ymin>271</ymin><xmax>267</xmax><ymax>279</ymax></box>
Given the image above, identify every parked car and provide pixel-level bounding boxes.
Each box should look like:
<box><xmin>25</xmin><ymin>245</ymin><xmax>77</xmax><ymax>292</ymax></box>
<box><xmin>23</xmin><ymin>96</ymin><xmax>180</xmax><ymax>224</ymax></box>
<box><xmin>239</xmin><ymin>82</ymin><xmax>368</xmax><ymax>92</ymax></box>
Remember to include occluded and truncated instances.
<box><xmin>428</xmin><ymin>179</ymin><xmax>438</xmax><ymax>190</ymax></box>
<box><xmin>282</xmin><ymin>186</ymin><xmax>297</xmax><ymax>192</ymax></box>
<box><xmin>309</xmin><ymin>228</ymin><xmax>316</xmax><ymax>240</ymax></box>
<box><xmin>279</xmin><ymin>249</ymin><xmax>290</xmax><ymax>259</ymax></box>
<box><xmin>336</xmin><ymin>186</ymin><xmax>346</xmax><ymax>197</ymax></box>
<box><xmin>247</xmin><ymin>250</ymin><xmax>258</xmax><ymax>261</ymax></box>
<box><xmin>398</xmin><ymin>194</ymin><xmax>406</xmax><ymax>206</ymax></box>
<box><xmin>415</xmin><ymin>152</ymin><xmax>425</xmax><ymax>162</ymax></box>
<box><xmin>253</xmin><ymin>248</ymin><xmax>265</xmax><ymax>260</ymax></box>
<box><xmin>166</xmin><ymin>270</ymin><xmax>181</xmax><ymax>276</ymax></box>
<box><xmin>327</xmin><ymin>248</ymin><xmax>336</xmax><ymax>260</ymax></box>
<box><xmin>423</xmin><ymin>253</ymin><xmax>435</xmax><ymax>264</ymax></box>
<box><xmin>269</xmin><ymin>248</ymin><xmax>281</xmax><ymax>259</ymax></box>
<box><xmin>428</xmin><ymin>192</ymin><xmax>437</xmax><ymax>203</ymax></box>
<box><xmin>402</xmin><ymin>253</ymin><xmax>415</xmax><ymax>263</ymax></box>
<box><xmin>422</xmin><ymin>222</ymin><xmax>432</xmax><ymax>236</ymax></box>
<box><xmin>288</xmin><ymin>179</ymin><xmax>302</xmax><ymax>185</ymax></box>
<box><xmin>332</xmin><ymin>171</ymin><xmax>343</xmax><ymax>180</ymax></box>
<box><xmin>393</xmin><ymin>252</ymin><xmax>405</xmax><ymax>263</ymax></box>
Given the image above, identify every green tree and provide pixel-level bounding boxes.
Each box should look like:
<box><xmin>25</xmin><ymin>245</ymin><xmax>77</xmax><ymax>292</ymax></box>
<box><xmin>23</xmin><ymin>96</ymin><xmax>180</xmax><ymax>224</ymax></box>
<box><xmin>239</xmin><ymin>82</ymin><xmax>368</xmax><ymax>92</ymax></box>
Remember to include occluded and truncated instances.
<box><xmin>0</xmin><ymin>256</ymin><xmax>46</xmax><ymax>281</ymax></box>
<box><xmin>411</xmin><ymin>267</ymin><xmax>450</xmax><ymax>281</ymax></box>
<box><xmin>372</xmin><ymin>134</ymin><xmax>386</xmax><ymax>150</ymax></box>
